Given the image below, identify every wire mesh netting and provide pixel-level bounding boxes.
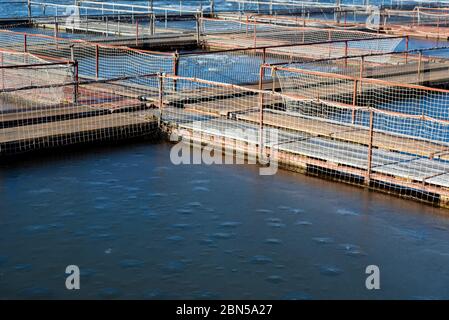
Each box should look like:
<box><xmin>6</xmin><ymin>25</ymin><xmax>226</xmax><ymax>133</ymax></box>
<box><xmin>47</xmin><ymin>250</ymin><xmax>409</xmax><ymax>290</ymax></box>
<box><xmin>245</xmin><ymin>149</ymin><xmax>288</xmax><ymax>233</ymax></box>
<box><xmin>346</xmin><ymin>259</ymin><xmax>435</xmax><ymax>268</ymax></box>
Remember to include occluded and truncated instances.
<box><xmin>0</xmin><ymin>30</ymin><xmax>174</xmax><ymax>82</ymax></box>
<box><xmin>0</xmin><ymin>66</ymin><xmax>160</xmax><ymax>155</ymax></box>
<box><xmin>0</xmin><ymin>50</ymin><xmax>74</xmax><ymax>104</ymax></box>
<box><xmin>182</xmin><ymin>25</ymin><xmax>405</xmax><ymax>85</ymax></box>
<box><xmin>0</xmin><ymin>28</ymin><xmax>404</xmax><ymax>88</ymax></box>
<box><xmin>24</xmin><ymin>0</ymin><xmax>202</xmax><ymax>40</ymax></box>
<box><xmin>384</xmin><ymin>7</ymin><xmax>449</xmax><ymax>26</ymax></box>
<box><xmin>2</xmin><ymin>3</ymin><xmax>449</xmax><ymax>205</ymax></box>
<box><xmin>271</xmin><ymin>65</ymin><xmax>449</xmax><ymax>193</ymax></box>
<box><xmin>200</xmin><ymin>17</ymin><xmax>404</xmax><ymax>50</ymax></box>
<box><xmin>221</xmin><ymin>4</ymin><xmax>449</xmax><ymax>39</ymax></box>
<box><xmin>281</xmin><ymin>48</ymin><xmax>449</xmax><ymax>88</ymax></box>
<box><xmin>155</xmin><ymin>71</ymin><xmax>449</xmax><ymax>204</ymax></box>
<box><xmin>381</xmin><ymin>7</ymin><xmax>449</xmax><ymax>39</ymax></box>
<box><xmin>3</xmin><ymin>57</ymin><xmax>449</xmax><ymax>203</ymax></box>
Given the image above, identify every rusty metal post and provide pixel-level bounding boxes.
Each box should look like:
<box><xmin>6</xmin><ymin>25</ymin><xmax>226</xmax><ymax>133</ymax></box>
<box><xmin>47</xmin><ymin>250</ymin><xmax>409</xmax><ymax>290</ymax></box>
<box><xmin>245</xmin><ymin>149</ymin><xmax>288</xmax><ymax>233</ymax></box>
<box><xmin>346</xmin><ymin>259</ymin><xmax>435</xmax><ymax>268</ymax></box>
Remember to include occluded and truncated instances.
<box><xmin>210</xmin><ymin>0</ymin><xmax>215</xmax><ymax>16</ymax></box>
<box><xmin>70</xmin><ymin>44</ymin><xmax>77</xmax><ymax>103</ymax></box>
<box><xmin>54</xmin><ymin>18</ymin><xmax>58</xmax><ymax>39</ymax></box>
<box><xmin>335</xmin><ymin>0</ymin><xmax>341</xmax><ymax>24</ymax></box>
<box><xmin>105</xmin><ymin>15</ymin><xmax>109</xmax><ymax>37</ymax></box>
<box><xmin>417</xmin><ymin>50</ymin><xmax>423</xmax><ymax>83</ymax></box>
<box><xmin>158</xmin><ymin>73</ymin><xmax>164</xmax><ymax>126</ymax></box>
<box><xmin>258</xmin><ymin>66</ymin><xmax>264</xmax><ymax>151</ymax></box>
<box><xmin>72</xmin><ymin>61</ymin><xmax>77</xmax><ymax>104</ymax></box>
<box><xmin>253</xmin><ymin>23</ymin><xmax>257</xmax><ymax>48</ymax></box>
<box><xmin>173</xmin><ymin>51</ymin><xmax>180</xmax><ymax>91</ymax></box>
<box><xmin>405</xmin><ymin>36</ymin><xmax>409</xmax><ymax>63</ymax></box>
<box><xmin>27</xmin><ymin>0</ymin><xmax>32</xmax><ymax>21</ymax></box>
<box><xmin>438</xmin><ymin>17</ymin><xmax>441</xmax><ymax>37</ymax></box>
<box><xmin>344</xmin><ymin>40</ymin><xmax>348</xmax><ymax>67</ymax></box>
<box><xmin>262</xmin><ymin>48</ymin><xmax>266</xmax><ymax>65</ymax></box>
<box><xmin>136</xmin><ymin>19</ymin><xmax>139</xmax><ymax>47</ymax></box>
<box><xmin>1</xmin><ymin>52</ymin><xmax>4</xmax><ymax>90</ymax></box>
<box><xmin>352</xmin><ymin>79</ymin><xmax>358</xmax><ymax>124</ymax></box>
<box><xmin>95</xmin><ymin>44</ymin><xmax>99</xmax><ymax>79</ymax></box>
<box><xmin>358</xmin><ymin>56</ymin><xmax>364</xmax><ymax>97</ymax></box>
<box><xmin>366</xmin><ymin>109</ymin><xmax>374</xmax><ymax>185</ymax></box>
<box><xmin>196</xmin><ymin>13</ymin><xmax>201</xmax><ymax>45</ymax></box>
<box><xmin>73</xmin><ymin>60</ymin><xmax>79</xmax><ymax>104</ymax></box>
<box><xmin>359</xmin><ymin>56</ymin><xmax>364</xmax><ymax>78</ymax></box>
<box><xmin>70</xmin><ymin>44</ymin><xmax>75</xmax><ymax>62</ymax></box>
<box><xmin>153</xmin><ymin>13</ymin><xmax>156</xmax><ymax>35</ymax></box>
<box><xmin>259</xmin><ymin>92</ymin><xmax>264</xmax><ymax>151</ymax></box>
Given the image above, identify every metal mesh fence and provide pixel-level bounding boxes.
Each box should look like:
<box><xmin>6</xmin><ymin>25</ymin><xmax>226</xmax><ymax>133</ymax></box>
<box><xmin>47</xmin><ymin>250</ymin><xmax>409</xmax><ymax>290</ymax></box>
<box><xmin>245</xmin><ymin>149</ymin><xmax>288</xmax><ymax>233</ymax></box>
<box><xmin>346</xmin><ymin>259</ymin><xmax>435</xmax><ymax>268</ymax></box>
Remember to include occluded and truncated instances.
<box><xmin>199</xmin><ymin>16</ymin><xmax>403</xmax><ymax>50</ymax></box>
<box><xmin>3</xmin><ymin>61</ymin><xmax>449</xmax><ymax>204</ymax></box>
<box><xmin>280</xmin><ymin>48</ymin><xmax>449</xmax><ymax>86</ymax></box>
<box><xmin>269</xmin><ymin>65</ymin><xmax>449</xmax><ymax>196</ymax></box>
<box><xmin>0</xmin><ymin>29</ymin><xmax>174</xmax><ymax>83</ymax></box>
<box><xmin>26</xmin><ymin>0</ymin><xmax>202</xmax><ymax>40</ymax></box>
<box><xmin>0</xmin><ymin>68</ymin><xmax>160</xmax><ymax>155</ymax></box>
<box><xmin>180</xmin><ymin>36</ymin><xmax>406</xmax><ymax>85</ymax></box>
<box><xmin>155</xmin><ymin>72</ymin><xmax>449</xmax><ymax>205</ymax></box>
<box><xmin>0</xmin><ymin>50</ymin><xmax>73</xmax><ymax>103</ymax></box>
<box><xmin>222</xmin><ymin>5</ymin><xmax>449</xmax><ymax>39</ymax></box>
<box><xmin>2</xmin><ymin>14</ymin><xmax>449</xmax><ymax>205</ymax></box>
<box><xmin>381</xmin><ymin>7</ymin><xmax>449</xmax><ymax>39</ymax></box>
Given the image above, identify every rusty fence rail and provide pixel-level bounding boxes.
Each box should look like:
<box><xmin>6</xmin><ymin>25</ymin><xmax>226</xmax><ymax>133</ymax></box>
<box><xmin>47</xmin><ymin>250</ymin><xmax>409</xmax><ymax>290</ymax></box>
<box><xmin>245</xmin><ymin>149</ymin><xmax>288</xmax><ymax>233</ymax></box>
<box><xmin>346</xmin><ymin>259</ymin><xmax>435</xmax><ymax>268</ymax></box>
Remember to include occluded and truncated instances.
<box><xmin>150</xmin><ymin>72</ymin><xmax>449</xmax><ymax>205</ymax></box>
<box><xmin>198</xmin><ymin>16</ymin><xmax>405</xmax><ymax>48</ymax></box>
<box><xmin>177</xmin><ymin>35</ymin><xmax>407</xmax><ymax>86</ymax></box>
<box><xmin>0</xmin><ymin>70</ymin><xmax>160</xmax><ymax>154</ymax></box>
<box><xmin>3</xmin><ymin>64</ymin><xmax>449</xmax><ymax>204</ymax></box>
<box><xmin>0</xmin><ymin>27</ymin><xmax>407</xmax><ymax>87</ymax></box>
<box><xmin>0</xmin><ymin>29</ymin><xmax>174</xmax><ymax>81</ymax></box>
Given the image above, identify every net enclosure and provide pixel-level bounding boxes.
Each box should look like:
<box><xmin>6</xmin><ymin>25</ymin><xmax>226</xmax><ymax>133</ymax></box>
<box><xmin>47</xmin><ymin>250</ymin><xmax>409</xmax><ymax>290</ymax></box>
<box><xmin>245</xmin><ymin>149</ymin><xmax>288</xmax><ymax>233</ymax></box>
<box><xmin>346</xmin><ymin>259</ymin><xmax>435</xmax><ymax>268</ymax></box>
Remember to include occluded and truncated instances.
<box><xmin>199</xmin><ymin>16</ymin><xmax>404</xmax><ymax>51</ymax></box>
<box><xmin>0</xmin><ymin>55</ymin><xmax>160</xmax><ymax>155</ymax></box>
<box><xmin>0</xmin><ymin>29</ymin><xmax>174</xmax><ymax>86</ymax></box>
<box><xmin>152</xmin><ymin>68</ymin><xmax>449</xmax><ymax>206</ymax></box>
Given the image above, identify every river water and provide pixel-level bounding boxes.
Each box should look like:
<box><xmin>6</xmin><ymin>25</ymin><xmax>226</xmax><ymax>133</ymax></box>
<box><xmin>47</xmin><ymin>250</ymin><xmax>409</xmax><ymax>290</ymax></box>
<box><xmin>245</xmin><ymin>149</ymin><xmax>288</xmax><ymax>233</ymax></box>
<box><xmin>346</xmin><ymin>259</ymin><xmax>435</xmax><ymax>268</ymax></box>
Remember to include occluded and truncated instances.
<box><xmin>2</xmin><ymin>0</ymin><xmax>449</xmax><ymax>300</ymax></box>
<box><xmin>1</xmin><ymin>142</ymin><xmax>449</xmax><ymax>299</ymax></box>
<box><xmin>0</xmin><ymin>0</ymin><xmax>441</xmax><ymax>18</ymax></box>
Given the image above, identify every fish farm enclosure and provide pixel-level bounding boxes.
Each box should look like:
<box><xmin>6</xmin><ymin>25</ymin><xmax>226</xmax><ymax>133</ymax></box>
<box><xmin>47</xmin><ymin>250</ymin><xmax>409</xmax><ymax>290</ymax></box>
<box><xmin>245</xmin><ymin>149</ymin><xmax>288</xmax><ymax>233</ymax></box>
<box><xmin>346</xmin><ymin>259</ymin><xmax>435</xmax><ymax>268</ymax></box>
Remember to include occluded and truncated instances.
<box><xmin>3</xmin><ymin>0</ymin><xmax>449</xmax><ymax>211</ymax></box>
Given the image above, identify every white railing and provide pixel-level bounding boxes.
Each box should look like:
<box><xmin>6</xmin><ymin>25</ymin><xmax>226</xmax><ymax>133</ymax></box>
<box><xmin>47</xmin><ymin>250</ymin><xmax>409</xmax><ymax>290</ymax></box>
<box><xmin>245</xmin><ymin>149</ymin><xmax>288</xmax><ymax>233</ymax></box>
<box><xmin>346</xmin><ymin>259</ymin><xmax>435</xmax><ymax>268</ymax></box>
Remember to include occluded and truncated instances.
<box><xmin>29</xmin><ymin>1</ymin><xmax>205</xmax><ymax>18</ymax></box>
<box><xmin>78</xmin><ymin>1</ymin><xmax>201</xmax><ymax>15</ymax></box>
<box><xmin>225</xmin><ymin>0</ymin><xmax>449</xmax><ymax>10</ymax></box>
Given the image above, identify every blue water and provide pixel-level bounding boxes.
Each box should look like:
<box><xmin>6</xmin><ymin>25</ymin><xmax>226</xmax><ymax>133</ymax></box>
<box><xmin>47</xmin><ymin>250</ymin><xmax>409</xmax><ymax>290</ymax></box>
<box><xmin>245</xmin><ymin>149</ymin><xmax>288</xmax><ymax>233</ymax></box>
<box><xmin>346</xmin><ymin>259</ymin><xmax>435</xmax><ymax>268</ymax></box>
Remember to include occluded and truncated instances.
<box><xmin>2</xmin><ymin>143</ymin><xmax>449</xmax><ymax>299</ymax></box>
